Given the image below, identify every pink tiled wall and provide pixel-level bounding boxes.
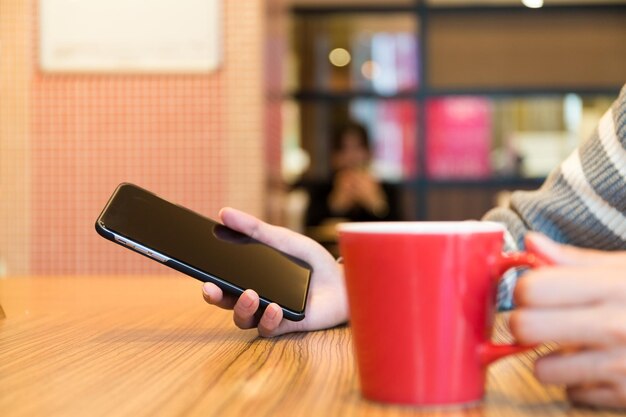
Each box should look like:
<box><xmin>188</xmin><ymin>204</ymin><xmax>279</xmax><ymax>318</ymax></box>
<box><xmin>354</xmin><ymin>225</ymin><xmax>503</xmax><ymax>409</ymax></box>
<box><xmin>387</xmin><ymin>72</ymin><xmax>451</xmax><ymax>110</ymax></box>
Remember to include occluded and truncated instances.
<box><xmin>1</xmin><ymin>0</ymin><xmax>269</xmax><ymax>275</ymax></box>
<box><xmin>31</xmin><ymin>76</ymin><xmax>228</xmax><ymax>274</ymax></box>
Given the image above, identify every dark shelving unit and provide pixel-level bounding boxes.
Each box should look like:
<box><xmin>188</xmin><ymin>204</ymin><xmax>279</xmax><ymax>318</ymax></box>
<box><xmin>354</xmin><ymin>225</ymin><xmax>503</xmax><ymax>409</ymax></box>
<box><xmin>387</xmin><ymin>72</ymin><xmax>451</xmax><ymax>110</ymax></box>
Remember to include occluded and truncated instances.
<box><xmin>287</xmin><ymin>1</ymin><xmax>626</xmax><ymax>220</ymax></box>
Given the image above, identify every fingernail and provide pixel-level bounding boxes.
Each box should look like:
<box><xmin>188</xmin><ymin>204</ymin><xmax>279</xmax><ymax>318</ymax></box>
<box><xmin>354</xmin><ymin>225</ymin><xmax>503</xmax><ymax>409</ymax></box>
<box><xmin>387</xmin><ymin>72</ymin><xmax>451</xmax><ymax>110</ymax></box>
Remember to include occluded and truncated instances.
<box><xmin>266</xmin><ymin>305</ymin><xmax>278</xmax><ymax>320</ymax></box>
<box><xmin>241</xmin><ymin>292</ymin><xmax>254</xmax><ymax>308</ymax></box>
<box><xmin>202</xmin><ymin>286</ymin><xmax>212</xmax><ymax>304</ymax></box>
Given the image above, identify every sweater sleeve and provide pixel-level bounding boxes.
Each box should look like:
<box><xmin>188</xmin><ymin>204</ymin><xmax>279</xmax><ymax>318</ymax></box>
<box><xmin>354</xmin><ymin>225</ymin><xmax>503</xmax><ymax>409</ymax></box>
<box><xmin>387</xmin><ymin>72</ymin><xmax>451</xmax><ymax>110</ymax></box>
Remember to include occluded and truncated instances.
<box><xmin>483</xmin><ymin>84</ymin><xmax>626</xmax><ymax>308</ymax></box>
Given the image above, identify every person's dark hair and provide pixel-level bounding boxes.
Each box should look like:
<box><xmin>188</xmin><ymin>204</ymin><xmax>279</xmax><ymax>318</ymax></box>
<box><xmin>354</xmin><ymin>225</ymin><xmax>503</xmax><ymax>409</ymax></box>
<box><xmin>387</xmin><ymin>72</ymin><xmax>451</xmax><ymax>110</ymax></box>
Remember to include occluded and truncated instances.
<box><xmin>331</xmin><ymin>121</ymin><xmax>371</xmax><ymax>153</ymax></box>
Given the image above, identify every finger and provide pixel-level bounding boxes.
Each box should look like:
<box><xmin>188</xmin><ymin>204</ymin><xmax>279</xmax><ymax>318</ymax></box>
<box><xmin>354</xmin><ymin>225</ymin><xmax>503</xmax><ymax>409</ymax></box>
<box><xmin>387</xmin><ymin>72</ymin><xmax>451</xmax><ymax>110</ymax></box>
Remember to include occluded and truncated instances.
<box><xmin>534</xmin><ymin>349</ymin><xmax>618</xmax><ymax>386</ymax></box>
<box><xmin>514</xmin><ymin>266</ymin><xmax>626</xmax><ymax>307</ymax></box>
<box><xmin>525</xmin><ymin>232</ymin><xmax>616</xmax><ymax>267</ymax></box>
<box><xmin>567</xmin><ymin>385</ymin><xmax>626</xmax><ymax>410</ymax></box>
<box><xmin>257</xmin><ymin>303</ymin><xmax>285</xmax><ymax>338</ymax></box>
<box><xmin>218</xmin><ymin>207</ymin><xmax>290</xmax><ymax>252</ymax></box>
<box><xmin>232</xmin><ymin>289</ymin><xmax>261</xmax><ymax>329</ymax></box>
<box><xmin>509</xmin><ymin>306</ymin><xmax>617</xmax><ymax>346</ymax></box>
<box><xmin>202</xmin><ymin>282</ymin><xmax>237</xmax><ymax>309</ymax></box>
<box><xmin>218</xmin><ymin>207</ymin><xmax>326</xmax><ymax>263</ymax></box>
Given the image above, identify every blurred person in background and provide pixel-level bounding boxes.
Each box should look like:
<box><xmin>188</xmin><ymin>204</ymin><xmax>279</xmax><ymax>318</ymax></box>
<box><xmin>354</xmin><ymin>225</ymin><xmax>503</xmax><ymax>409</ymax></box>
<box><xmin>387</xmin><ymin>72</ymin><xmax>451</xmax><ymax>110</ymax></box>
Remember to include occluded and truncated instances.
<box><xmin>304</xmin><ymin>122</ymin><xmax>399</xmax><ymax>227</ymax></box>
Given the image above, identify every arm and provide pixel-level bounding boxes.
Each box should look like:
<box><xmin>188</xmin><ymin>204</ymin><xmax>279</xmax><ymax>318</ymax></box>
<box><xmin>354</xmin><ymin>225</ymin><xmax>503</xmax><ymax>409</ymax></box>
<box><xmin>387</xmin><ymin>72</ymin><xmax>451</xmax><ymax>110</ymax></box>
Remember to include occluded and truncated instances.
<box><xmin>484</xmin><ymin>85</ymin><xmax>626</xmax><ymax>308</ymax></box>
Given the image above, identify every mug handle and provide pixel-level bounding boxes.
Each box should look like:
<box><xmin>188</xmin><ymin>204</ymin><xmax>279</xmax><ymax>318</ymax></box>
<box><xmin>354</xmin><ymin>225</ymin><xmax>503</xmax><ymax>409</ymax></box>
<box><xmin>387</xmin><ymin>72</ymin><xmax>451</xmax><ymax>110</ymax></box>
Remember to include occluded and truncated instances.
<box><xmin>479</xmin><ymin>252</ymin><xmax>546</xmax><ymax>365</ymax></box>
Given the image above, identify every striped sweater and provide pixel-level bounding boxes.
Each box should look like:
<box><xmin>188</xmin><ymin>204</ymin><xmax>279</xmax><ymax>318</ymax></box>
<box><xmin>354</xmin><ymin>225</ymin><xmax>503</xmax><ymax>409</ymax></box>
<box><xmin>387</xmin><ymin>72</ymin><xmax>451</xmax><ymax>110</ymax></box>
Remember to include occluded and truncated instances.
<box><xmin>484</xmin><ymin>84</ymin><xmax>626</xmax><ymax>309</ymax></box>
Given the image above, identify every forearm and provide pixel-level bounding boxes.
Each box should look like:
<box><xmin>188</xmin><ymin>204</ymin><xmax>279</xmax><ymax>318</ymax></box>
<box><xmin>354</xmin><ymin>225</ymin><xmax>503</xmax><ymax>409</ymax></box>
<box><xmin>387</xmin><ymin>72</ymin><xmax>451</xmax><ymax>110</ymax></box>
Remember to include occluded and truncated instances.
<box><xmin>484</xmin><ymin>84</ymin><xmax>626</xmax><ymax>309</ymax></box>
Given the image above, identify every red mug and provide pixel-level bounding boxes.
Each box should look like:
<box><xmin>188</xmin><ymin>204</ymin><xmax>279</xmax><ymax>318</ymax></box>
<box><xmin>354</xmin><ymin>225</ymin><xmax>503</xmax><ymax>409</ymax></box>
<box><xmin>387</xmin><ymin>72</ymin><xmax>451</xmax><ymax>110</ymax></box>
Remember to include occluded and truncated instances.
<box><xmin>338</xmin><ymin>221</ymin><xmax>540</xmax><ymax>407</ymax></box>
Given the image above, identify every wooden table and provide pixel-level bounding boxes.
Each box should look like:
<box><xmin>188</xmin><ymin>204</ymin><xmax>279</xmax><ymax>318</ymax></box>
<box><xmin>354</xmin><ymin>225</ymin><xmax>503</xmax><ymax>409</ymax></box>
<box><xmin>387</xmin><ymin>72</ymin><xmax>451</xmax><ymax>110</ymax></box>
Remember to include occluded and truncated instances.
<box><xmin>0</xmin><ymin>276</ymin><xmax>621</xmax><ymax>417</ymax></box>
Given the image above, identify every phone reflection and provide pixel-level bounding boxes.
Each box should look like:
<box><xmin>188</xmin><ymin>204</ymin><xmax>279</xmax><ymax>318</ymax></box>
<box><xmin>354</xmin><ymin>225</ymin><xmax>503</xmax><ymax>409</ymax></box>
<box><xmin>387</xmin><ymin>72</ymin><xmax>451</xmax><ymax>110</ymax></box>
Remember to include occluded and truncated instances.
<box><xmin>212</xmin><ymin>224</ymin><xmax>254</xmax><ymax>245</ymax></box>
<box><xmin>212</xmin><ymin>223</ymin><xmax>311</xmax><ymax>270</ymax></box>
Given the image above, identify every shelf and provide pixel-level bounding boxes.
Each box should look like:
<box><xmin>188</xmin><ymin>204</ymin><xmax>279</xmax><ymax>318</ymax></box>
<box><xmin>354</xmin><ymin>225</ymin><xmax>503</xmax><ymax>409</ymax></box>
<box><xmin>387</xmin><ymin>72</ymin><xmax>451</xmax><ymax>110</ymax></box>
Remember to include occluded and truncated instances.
<box><xmin>291</xmin><ymin>3</ymin><xmax>626</xmax><ymax>15</ymax></box>
<box><xmin>417</xmin><ymin>177</ymin><xmax>546</xmax><ymax>188</ymax></box>
<box><xmin>286</xmin><ymin>86</ymin><xmax>622</xmax><ymax>102</ymax></box>
<box><xmin>426</xmin><ymin>3</ymin><xmax>626</xmax><ymax>14</ymax></box>
<box><xmin>425</xmin><ymin>86</ymin><xmax>623</xmax><ymax>98</ymax></box>
<box><xmin>296</xmin><ymin>177</ymin><xmax>546</xmax><ymax>188</ymax></box>
<box><xmin>288</xmin><ymin>90</ymin><xmax>418</xmax><ymax>101</ymax></box>
<box><xmin>291</xmin><ymin>5</ymin><xmax>417</xmax><ymax>15</ymax></box>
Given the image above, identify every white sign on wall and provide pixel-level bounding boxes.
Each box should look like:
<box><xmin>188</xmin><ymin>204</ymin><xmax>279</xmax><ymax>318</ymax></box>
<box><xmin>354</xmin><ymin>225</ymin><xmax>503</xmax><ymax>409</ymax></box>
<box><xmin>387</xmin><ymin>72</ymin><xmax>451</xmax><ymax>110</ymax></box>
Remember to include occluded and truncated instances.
<box><xmin>40</xmin><ymin>0</ymin><xmax>221</xmax><ymax>73</ymax></box>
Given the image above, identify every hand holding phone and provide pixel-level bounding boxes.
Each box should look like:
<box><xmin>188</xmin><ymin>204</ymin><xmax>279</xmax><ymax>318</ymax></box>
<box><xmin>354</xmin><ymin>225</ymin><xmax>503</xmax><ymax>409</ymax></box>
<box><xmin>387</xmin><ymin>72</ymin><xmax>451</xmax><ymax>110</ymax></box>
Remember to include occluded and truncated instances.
<box><xmin>203</xmin><ymin>207</ymin><xmax>349</xmax><ymax>337</ymax></box>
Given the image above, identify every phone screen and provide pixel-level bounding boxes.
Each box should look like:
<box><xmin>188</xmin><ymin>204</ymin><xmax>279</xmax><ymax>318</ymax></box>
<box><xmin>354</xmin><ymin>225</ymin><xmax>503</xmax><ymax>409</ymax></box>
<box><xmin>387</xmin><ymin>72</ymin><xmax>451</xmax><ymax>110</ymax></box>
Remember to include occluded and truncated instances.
<box><xmin>98</xmin><ymin>184</ymin><xmax>311</xmax><ymax>314</ymax></box>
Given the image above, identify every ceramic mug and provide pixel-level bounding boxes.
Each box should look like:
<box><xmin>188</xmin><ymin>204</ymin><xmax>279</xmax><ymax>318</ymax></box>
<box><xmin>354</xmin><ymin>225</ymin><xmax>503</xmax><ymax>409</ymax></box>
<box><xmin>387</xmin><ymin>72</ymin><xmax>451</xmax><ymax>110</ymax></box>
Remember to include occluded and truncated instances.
<box><xmin>338</xmin><ymin>221</ymin><xmax>540</xmax><ymax>407</ymax></box>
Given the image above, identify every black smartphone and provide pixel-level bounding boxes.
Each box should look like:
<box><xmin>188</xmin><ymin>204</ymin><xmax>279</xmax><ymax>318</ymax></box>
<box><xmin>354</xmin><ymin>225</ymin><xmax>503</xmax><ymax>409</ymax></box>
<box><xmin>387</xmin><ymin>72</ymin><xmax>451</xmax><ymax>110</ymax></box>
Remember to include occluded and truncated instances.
<box><xmin>95</xmin><ymin>183</ymin><xmax>312</xmax><ymax>321</ymax></box>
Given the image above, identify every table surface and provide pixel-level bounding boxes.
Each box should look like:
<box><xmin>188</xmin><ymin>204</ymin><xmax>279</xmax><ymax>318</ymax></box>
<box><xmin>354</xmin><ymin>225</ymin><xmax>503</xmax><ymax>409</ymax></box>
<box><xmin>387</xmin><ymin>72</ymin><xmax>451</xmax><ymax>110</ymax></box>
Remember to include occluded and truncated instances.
<box><xmin>0</xmin><ymin>276</ymin><xmax>621</xmax><ymax>417</ymax></box>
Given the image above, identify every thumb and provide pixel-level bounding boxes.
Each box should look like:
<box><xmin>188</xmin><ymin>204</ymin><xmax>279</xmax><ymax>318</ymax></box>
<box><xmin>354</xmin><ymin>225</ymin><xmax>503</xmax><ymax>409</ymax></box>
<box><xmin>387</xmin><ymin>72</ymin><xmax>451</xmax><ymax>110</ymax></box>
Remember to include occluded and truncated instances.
<box><xmin>525</xmin><ymin>232</ymin><xmax>613</xmax><ymax>266</ymax></box>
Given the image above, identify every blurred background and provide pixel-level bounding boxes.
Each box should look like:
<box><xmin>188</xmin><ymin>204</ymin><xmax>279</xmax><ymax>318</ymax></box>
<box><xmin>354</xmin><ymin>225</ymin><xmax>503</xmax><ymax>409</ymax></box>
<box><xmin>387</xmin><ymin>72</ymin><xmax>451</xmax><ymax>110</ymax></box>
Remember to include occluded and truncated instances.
<box><xmin>1</xmin><ymin>0</ymin><xmax>625</xmax><ymax>276</ymax></box>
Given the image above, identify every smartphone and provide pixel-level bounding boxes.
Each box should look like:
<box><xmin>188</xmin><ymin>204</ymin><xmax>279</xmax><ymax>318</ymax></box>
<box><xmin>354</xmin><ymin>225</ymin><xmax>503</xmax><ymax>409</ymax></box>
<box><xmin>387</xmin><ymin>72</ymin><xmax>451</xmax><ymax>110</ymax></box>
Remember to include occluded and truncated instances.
<box><xmin>95</xmin><ymin>183</ymin><xmax>312</xmax><ymax>321</ymax></box>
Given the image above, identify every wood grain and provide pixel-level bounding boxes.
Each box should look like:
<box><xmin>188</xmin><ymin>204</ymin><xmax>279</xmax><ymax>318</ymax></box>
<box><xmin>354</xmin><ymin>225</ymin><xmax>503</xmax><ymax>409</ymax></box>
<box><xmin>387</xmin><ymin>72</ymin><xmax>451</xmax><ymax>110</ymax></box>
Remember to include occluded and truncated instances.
<box><xmin>0</xmin><ymin>276</ymin><xmax>621</xmax><ymax>417</ymax></box>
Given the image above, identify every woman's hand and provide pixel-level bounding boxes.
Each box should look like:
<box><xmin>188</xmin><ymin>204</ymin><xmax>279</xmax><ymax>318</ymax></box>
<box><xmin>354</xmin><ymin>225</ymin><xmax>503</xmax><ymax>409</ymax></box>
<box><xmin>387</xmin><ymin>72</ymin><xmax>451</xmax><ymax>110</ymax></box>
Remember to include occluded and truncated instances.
<box><xmin>328</xmin><ymin>169</ymin><xmax>388</xmax><ymax>217</ymax></box>
<box><xmin>202</xmin><ymin>207</ymin><xmax>349</xmax><ymax>337</ymax></box>
<box><xmin>351</xmin><ymin>171</ymin><xmax>388</xmax><ymax>217</ymax></box>
<box><xmin>511</xmin><ymin>233</ymin><xmax>626</xmax><ymax>409</ymax></box>
<box><xmin>328</xmin><ymin>170</ymin><xmax>359</xmax><ymax>214</ymax></box>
